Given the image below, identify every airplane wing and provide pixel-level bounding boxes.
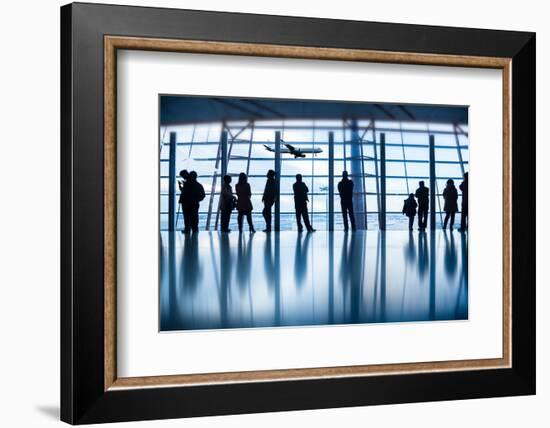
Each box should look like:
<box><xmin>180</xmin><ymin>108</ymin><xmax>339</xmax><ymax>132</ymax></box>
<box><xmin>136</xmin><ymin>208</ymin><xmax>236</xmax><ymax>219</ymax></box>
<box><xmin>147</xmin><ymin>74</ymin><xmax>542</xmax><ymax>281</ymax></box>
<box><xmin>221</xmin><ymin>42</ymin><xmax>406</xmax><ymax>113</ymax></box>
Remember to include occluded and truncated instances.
<box><xmin>265</xmin><ymin>144</ymin><xmax>291</xmax><ymax>153</ymax></box>
<box><xmin>284</xmin><ymin>143</ymin><xmax>296</xmax><ymax>152</ymax></box>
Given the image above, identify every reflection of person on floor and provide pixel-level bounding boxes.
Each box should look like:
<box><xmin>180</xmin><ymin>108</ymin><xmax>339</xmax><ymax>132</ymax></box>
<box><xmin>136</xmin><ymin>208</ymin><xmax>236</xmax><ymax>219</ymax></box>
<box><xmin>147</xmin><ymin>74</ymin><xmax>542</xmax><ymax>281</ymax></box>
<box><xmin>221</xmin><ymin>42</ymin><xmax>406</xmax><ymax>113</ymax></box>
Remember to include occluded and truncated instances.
<box><xmin>418</xmin><ymin>230</ymin><xmax>428</xmax><ymax>278</ymax></box>
<box><xmin>294</xmin><ymin>232</ymin><xmax>311</xmax><ymax>286</ymax></box>
<box><xmin>443</xmin><ymin>179</ymin><xmax>459</xmax><ymax>231</ymax></box>
<box><xmin>404</xmin><ymin>229</ymin><xmax>416</xmax><ymax>265</ymax></box>
<box><xmin>219</xmin><ymin>175</ymin><xmax>236</xmax><ymax>233</ymax></box>
<box><xmin>338</xmin><ymin>171</ymin><xmax>356</xmax><ymax>231</ymax></box>
<box><xmin>178</xmin><ymin>169</ymin><xmax>190</xmax><ymax>233</ymax></box>
<box><xmin>187</xmin><ymin>171</ymin><xmax>205</xmax><ymax>233</ymax></box>
<box><xmin>236</xmin><ymin>232</ymin><xmax>254</xmax><ymax>289</ymax></box>
<box><xmin>218</xmin><ymin>232</ymin><xmax>232</xmax><ymax>324</ymax></box>
<box><xmin>443</xmin><ymin>230</ymin><xmax>457</xmax><ymax>277</ymax></box>
<box><xmin>293</xmin><ymin>174</ymin><xmax>315</xmax><ymax>233</ymax></box>
<box><xmin>458</xmin><ymin>172</ymin><xmax>468</xmax><ymax>232</ymax></box>
<box><xmin>415</xmin><ymin>180</ymin><xmax>429</xmax><ymax>231</ymax></box>
<box><xmin>402</xmin><ymin>193</ymin><xmax>418</xmax><ymax>231</ymax></box>
<box><xmin>235</xmin><ymin>172</ymin><xmax>255</xmax><ymax>233</ymax></box>
<box><xmin>181</xmin><ymin>233</ymin><xmax>202</xmax><ymax>290</ymax></box>
<box><xmin>262</xmin><ymin>169</ymin><xmax>277</xmax><ymax>232</ymax></box>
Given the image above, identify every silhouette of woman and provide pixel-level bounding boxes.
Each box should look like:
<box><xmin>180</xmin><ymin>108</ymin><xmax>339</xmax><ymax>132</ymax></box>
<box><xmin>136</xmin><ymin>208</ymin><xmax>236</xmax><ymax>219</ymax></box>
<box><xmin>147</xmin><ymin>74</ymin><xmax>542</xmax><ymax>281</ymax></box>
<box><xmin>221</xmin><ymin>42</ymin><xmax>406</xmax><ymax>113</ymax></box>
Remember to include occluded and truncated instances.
<box><xmin>235</xmin><ymin>172</ymin><xmax>255</xmax><ymax>233</ymax></box>
<box><xmin>443</xmin><ymin>179</ymin><xmax>459</xmax><ymax>230</ymax></box>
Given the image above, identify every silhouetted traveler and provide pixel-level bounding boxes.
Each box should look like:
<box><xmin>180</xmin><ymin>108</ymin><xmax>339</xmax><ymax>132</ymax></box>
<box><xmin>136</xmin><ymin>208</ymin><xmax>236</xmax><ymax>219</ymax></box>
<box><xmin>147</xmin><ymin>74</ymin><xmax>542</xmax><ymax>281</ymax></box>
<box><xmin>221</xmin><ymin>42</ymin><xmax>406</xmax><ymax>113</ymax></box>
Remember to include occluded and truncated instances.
<box><xmin>443</xmin><ymin>179</ymin><xmax>459</xmax><ymax>230</ymax></box>
<box><xmin>178</xmin><ymin>169</ymin><xmax>190</xmax><ymax>233</ymax></box>
<box><xmin>415</xmin><ymin>181</ymin><xmax>429</xmax><ymax>231</ymax></box>
<box><xmin>219</xmin><ymin>175</ymin><xmax>236</xmax><ymax>232</ymax></box>
<box><xmin>187</xmin><ymin>171</ymin><xmax>205</xmax><ymax>232</ymax></box>
<box><xmin>235</xmin><ymin>172</ymin><xmax>255</xmax><ymax>233</ymax></box>
<box><xmin>402</xmin><ymin>193</ymin><xmax>418</xmax><ymax>231</ymax></box>
<box><xmin>338</xmin><ymin>170</ymin><xmax>356</xmax><ymax>231</ymax></box>
<box><xmin>458</xmin><ymin>172</ymin><xmax>468</xmax><ymax>232</ymax></box>
<box><xmin>293</xmin><ymin>174</ymin><xmax>315</xmax><ymax>232</ymax></box>
<box><xmin>262</xmin><ymin>169</ymin><xmax>277</xmax><ymax>232</ymax></box>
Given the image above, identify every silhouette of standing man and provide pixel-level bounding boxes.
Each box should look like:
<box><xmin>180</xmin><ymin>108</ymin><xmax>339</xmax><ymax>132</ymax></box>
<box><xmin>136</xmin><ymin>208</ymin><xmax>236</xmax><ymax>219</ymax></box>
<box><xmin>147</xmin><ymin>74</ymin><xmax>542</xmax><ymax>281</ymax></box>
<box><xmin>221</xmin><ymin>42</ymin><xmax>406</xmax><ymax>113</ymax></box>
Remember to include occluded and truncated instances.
<box><xmin>293</xmin><ymin>174</ymin><xmax>315</xmax><ymax>233</ymax></box>
<box><xmin>337</xmin><ymin>170</ymin><xmax>356</xmax><ymax>231</ymax></box>
<box><xmin>415</xmin><ymin>180</ymin><xmax>429</xmax><ymax>231</ymax></box>
<box><xmin>178</xmin><ymin>169</ymin><xmax>190</xmax><ymax>233</ymax></box>
<box><xmin>458</xmin><ymin>172</ymin><xmax>468</xmax><ymax>232</ymax></box>
<box><xmin>187</xmin><ymin>171</ymin><xmax>205</xmax><ymax>233</ymax></box>
<box><xmin>219</xmin><ymin>175</ymin><xmax>235</xmax><ymax>233</ymax></box>
<box><xmin>262</xmin><ymin>169</ymin><xmax>277</xmax><ymax>232</ymax></box>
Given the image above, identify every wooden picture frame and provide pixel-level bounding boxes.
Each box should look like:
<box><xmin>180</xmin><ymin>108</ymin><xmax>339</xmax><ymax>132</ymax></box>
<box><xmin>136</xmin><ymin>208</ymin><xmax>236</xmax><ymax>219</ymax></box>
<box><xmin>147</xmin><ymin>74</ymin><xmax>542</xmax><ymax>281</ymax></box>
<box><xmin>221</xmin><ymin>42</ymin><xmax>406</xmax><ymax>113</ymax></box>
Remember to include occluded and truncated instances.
<box><xmin>61</xmin><ymin>2</ymin><xmax>535</xmax><ymax>424</ymax></box>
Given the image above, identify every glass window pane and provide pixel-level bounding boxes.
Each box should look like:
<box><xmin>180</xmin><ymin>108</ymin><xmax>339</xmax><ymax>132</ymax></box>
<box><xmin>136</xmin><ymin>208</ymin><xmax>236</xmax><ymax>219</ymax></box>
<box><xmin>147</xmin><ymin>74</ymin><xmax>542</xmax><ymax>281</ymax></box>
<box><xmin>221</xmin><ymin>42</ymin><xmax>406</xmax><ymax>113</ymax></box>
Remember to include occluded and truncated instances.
<box><xmin>160</xmin><ymin>113</ymin><xmax>468</xmax><ymax>231</ymax></box>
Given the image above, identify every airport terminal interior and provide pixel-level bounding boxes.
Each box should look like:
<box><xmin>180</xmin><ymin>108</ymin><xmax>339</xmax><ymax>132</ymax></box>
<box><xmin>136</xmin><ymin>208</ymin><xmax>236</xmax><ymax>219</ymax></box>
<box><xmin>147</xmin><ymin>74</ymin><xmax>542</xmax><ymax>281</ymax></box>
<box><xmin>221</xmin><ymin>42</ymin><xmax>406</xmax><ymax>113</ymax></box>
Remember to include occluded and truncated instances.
<box><xmin>159</xmin><ymin>97</ymin><xmax>469</xmax><ymax>331</ymax></box>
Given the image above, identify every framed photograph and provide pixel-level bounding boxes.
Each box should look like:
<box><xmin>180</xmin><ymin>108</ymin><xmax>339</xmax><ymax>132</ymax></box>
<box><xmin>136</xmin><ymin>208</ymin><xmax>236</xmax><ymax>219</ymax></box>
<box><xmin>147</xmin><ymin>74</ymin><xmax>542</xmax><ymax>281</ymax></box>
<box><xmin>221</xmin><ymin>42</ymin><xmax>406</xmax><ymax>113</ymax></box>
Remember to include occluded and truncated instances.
<box><xmin>61</xmin><ymin>2</ymin><xmax>535</xmax><ymax>424</ymax></box>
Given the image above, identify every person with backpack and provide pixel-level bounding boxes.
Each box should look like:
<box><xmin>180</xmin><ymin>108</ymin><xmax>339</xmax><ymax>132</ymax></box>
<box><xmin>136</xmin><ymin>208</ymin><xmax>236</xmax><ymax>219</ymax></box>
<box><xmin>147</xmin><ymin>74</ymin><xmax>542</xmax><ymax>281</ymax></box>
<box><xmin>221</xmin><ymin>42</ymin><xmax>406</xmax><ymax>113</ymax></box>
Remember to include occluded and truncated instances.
<box><xmin>187</xmin><ymin>170</ymin><xmax>205</xmax><ymax>233</ymax></box>
<box><xmin>178</xmin><ymin>169</ymin><xmax>190</xmax><ymax>233</ymax></box>
<box><xmin>402</xmin><ymin>193</ymin><xmax>418</xmax><ymax>231</ymax></box>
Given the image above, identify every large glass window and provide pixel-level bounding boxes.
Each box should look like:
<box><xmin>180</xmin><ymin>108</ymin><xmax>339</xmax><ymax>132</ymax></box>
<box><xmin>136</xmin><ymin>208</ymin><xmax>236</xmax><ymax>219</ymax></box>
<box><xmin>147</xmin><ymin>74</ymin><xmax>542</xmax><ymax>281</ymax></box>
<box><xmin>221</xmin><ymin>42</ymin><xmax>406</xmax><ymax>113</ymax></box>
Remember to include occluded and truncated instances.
<box><xmin>160</xmin><ymin>119</ymin><xmax>468</xmax><ymax>231</ymax></box>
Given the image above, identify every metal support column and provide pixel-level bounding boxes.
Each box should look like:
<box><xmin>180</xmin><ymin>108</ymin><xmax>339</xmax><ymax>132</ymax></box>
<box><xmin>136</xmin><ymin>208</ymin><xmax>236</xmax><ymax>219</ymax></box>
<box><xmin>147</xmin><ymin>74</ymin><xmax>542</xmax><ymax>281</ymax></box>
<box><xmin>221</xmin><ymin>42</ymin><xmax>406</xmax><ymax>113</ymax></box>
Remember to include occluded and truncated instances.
<box><xmin>328</xmin><ymin>132</ymin><xmax>334</xmax><ymax>231</ymax></box>
<box><xmin>350</xmin><ymin>119</ymin><xmax>365</xmax><ymax>229</ymax></box>
<box><xmin>379</xmin><ymin>132</ymin><xmax>386</xmax><ymax>231</ymax></box>
<box><xmin>205</xmin><ymin>123</ymin><xmax>225</xmax><ymax>231</ymax></box>
<box><xmin>380</xmin><ymin>231</ymin><xmax>387</xmax><ymax>322</ymax></box>
<box><xmin>453</xmin><ymin>124</ymin><xmax>466</xmax><ymax>175</ymax></box>
<box><xmin>429</xmin><ymin>134</ymin><xmax>436</xmax><ymax>230</ymax></box>
<box><xmin>274</xmin><ymin>131</ymin><xmax>281</xmax><ymax>232</ymax></box>
<box><xmin>371</xmin><ymin>121</ymin><xmax>382</xmax><ymax>228</ymax></box>
<box><xmin>168</xmin><ymin>131</ymin><xmax>177</xmax><ymax>231</ymax></box>
<box><xmin>220</xmin><ymin>131</ymin><xmax>228</xmax><ymax>178</ymax></box>
<box><xmin>429</xmin><ymin>229</ymin><xmax>436</xmax><ymax>320</ymax></box>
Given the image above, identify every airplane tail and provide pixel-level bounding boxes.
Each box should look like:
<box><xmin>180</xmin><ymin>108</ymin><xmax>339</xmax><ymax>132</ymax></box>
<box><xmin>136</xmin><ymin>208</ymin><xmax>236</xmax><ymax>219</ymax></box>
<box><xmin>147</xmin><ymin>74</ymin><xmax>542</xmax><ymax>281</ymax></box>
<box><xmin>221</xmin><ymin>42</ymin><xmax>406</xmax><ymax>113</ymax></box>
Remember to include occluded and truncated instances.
<box><xmin>264</xmin><ymin>144</ymin><xmax>275</xmax><ymax>152</ymax></box>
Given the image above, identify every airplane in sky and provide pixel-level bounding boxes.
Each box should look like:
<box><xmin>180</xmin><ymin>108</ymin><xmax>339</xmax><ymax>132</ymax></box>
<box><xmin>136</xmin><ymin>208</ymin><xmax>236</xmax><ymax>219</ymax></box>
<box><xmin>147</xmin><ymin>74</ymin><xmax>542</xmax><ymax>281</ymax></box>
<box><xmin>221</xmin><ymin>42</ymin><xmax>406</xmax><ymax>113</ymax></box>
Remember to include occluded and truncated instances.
<box><xmin>263</xmin><ymin>141</ymin><xmax>323</xmax><ymax>158</ymax></box>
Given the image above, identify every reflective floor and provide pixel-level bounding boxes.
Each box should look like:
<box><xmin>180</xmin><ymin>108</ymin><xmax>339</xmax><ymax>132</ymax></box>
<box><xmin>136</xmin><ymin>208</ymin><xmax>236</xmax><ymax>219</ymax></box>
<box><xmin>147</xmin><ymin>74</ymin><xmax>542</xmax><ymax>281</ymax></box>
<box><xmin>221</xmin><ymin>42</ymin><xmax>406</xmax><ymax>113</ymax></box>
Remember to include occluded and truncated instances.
<box><xmin>160</xmin><ymin>230</ymin><xmax>468</xmax><ymax>331</ymax></box>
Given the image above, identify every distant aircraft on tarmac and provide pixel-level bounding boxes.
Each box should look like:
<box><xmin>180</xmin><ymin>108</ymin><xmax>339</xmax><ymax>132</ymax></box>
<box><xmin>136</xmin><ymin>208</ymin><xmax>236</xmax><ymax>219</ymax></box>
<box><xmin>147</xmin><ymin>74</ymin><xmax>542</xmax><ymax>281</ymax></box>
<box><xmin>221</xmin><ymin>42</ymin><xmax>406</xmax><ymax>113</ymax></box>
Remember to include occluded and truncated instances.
<box><xmin>263</xmin><ymin>141</ymin><xmax>323</xmax><ymax>158</ymax></box>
